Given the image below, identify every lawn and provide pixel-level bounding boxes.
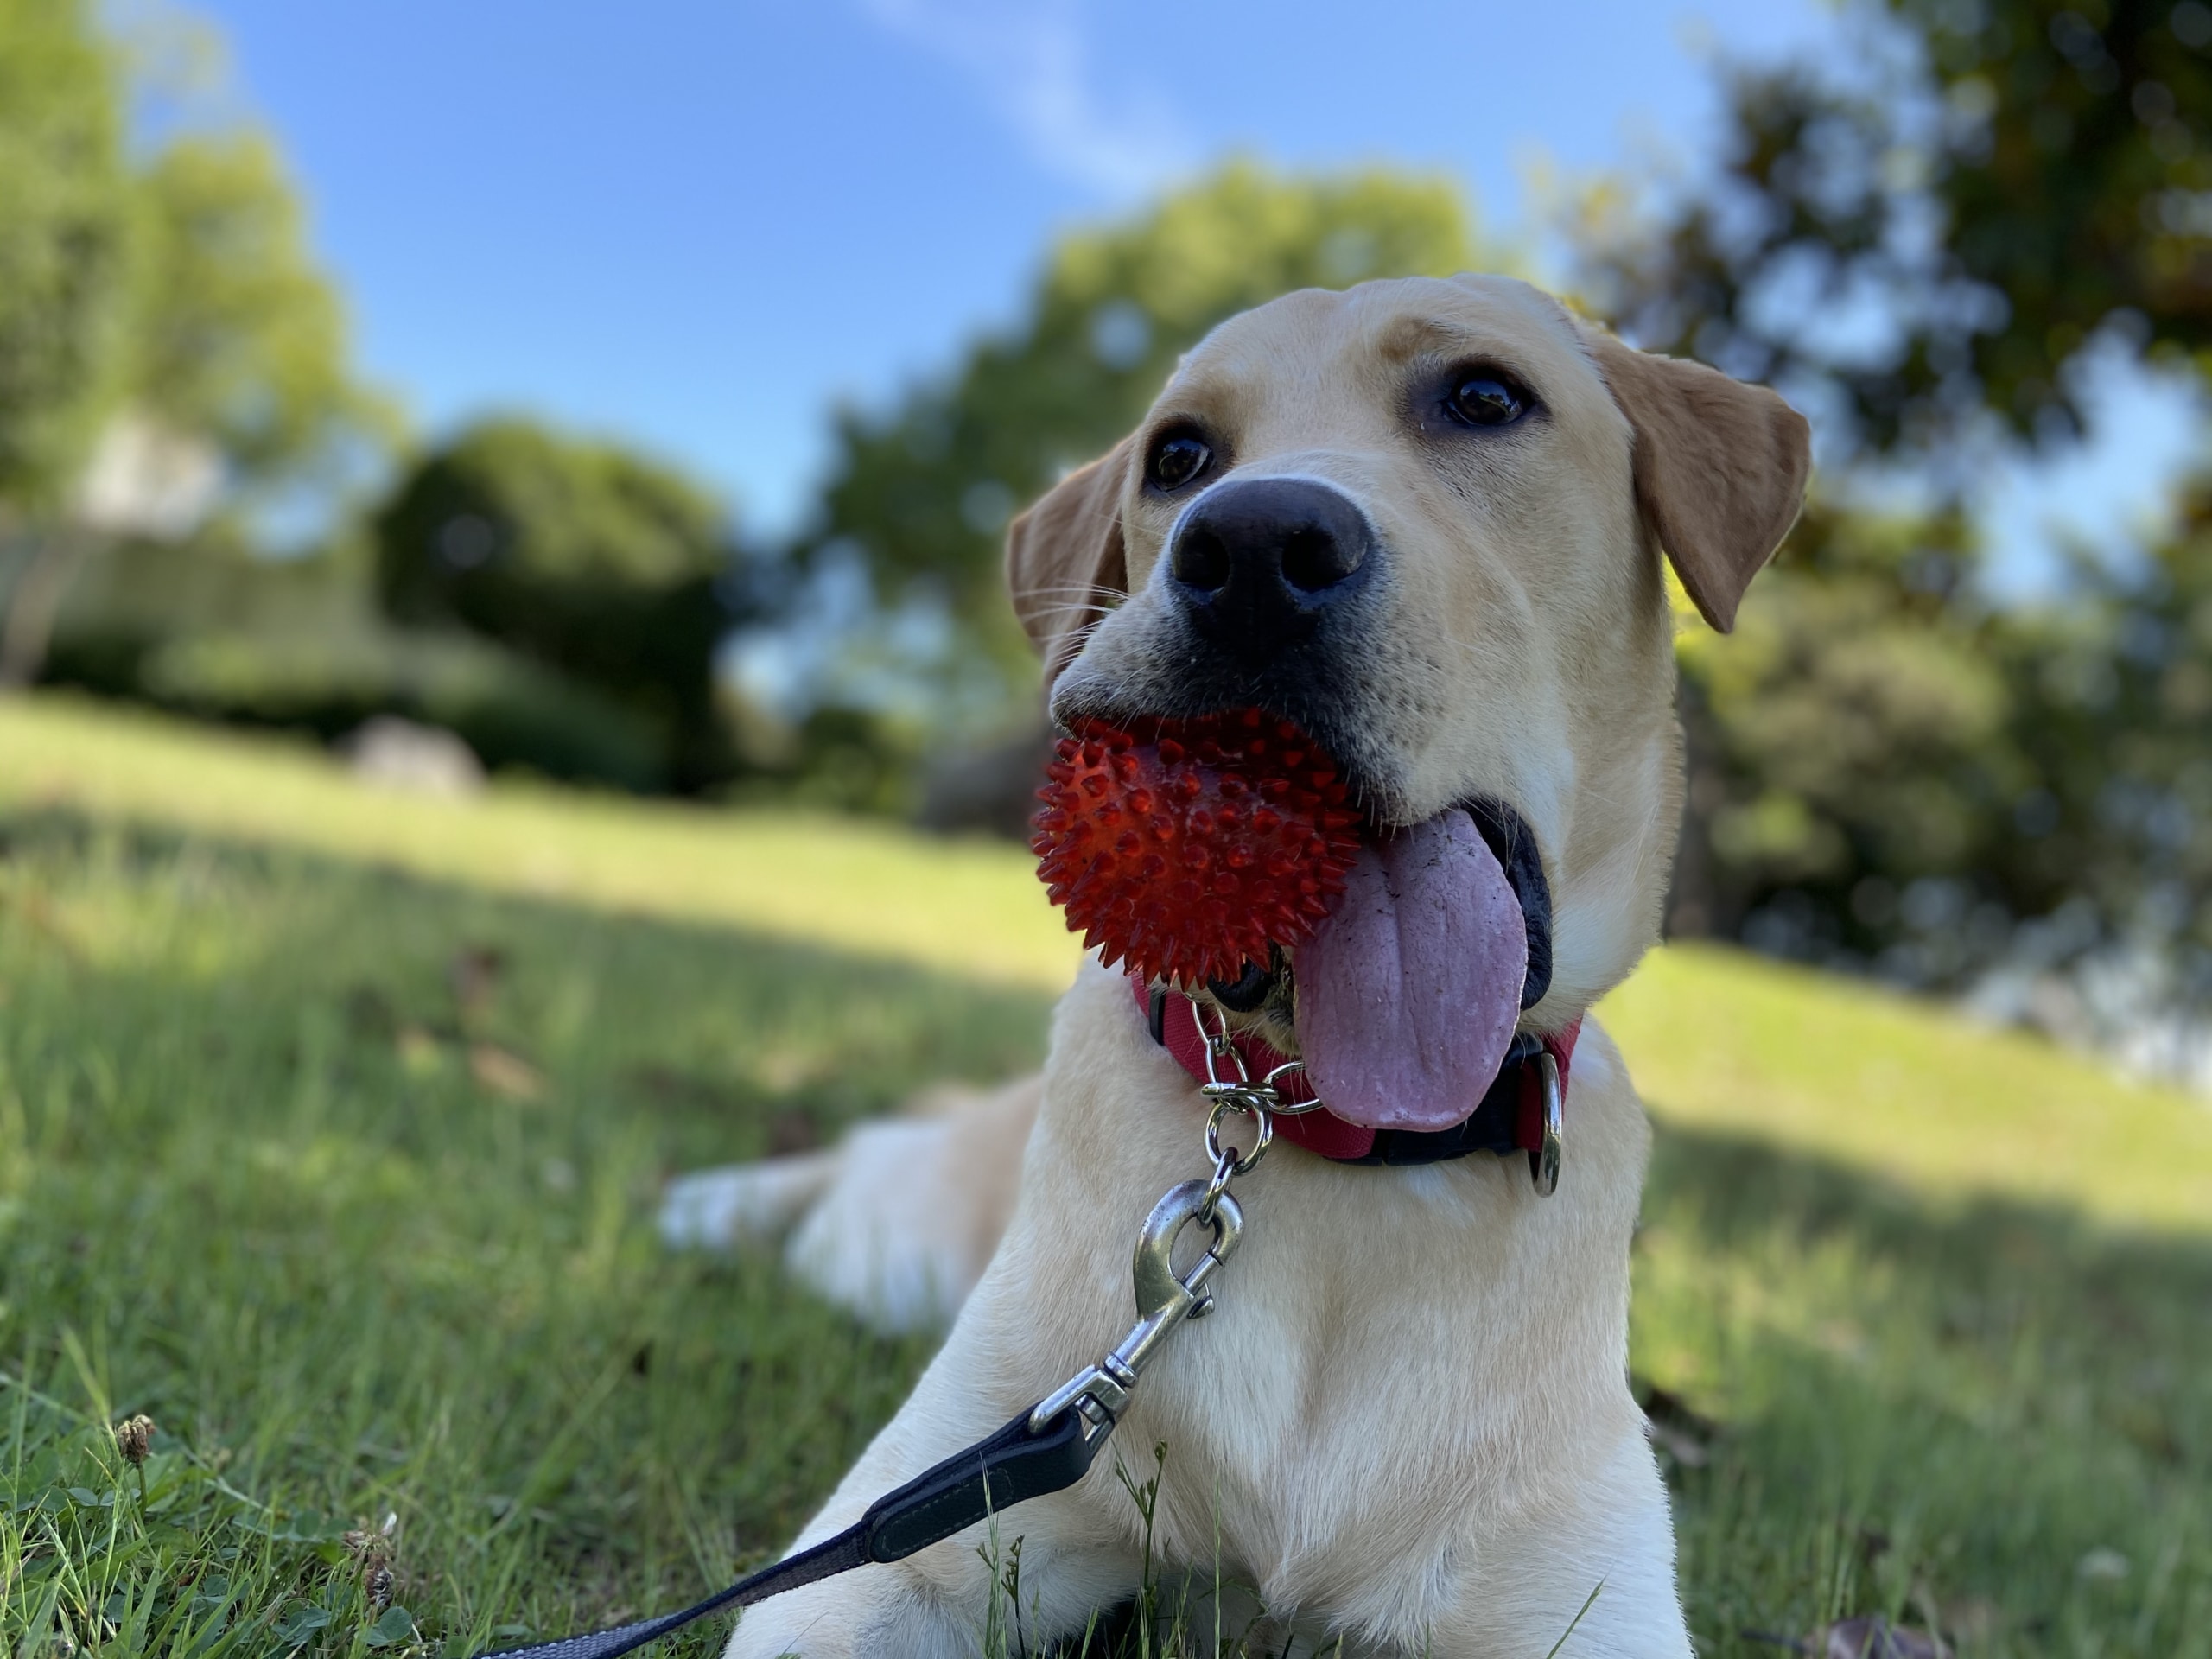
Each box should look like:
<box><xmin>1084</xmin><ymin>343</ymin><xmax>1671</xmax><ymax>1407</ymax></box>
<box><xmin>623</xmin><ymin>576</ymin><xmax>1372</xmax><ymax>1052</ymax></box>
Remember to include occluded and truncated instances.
<box><xmin>1</xmin><ymin>693</ymin><xmax>2207</xmax><ymax>1657</ymax></box>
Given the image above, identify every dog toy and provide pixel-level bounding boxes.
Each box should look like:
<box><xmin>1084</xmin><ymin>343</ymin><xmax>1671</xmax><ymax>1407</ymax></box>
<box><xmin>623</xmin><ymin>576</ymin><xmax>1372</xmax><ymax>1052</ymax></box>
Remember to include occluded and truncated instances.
<box><xmin>1032</xmin><ymin>709</ymin><xmax>1361</xmax><ymax>987</ymax></box>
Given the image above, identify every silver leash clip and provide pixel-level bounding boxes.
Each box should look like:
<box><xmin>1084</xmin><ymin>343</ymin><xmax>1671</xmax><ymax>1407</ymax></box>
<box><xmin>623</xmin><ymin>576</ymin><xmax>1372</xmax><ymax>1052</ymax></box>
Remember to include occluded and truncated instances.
<box><xmin>1027</xmin><ymin>1179</ymin><xmax>1244</xmax><ymax>1443</ymax></box>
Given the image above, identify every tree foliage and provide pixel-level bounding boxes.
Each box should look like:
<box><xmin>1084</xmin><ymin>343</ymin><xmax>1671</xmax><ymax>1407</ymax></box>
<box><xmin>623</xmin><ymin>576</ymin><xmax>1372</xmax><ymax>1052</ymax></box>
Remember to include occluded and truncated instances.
<box><xmin>1990</xmin><ymin>487</ymin><xmax>2212</xmax><ymax>995</ymax></box>
<box><xmin>812</xmin><ymin>161</ymin><xmax>1501</xmax><ymax>676</ymax></box>
<box><xmin>1678</xmin><ymin>483</ymin><xmax>2212</xmax><ymax>1007</ymax></box>
<box><xmin>2</xmin><ymin>0</ymin><xmax>740</xmax><ymax>793</ymax></box>
<box><xmin>1</xmin><ymin>0</ymin><xmax>398</xmax><ymax>691</ymax></box>
<box><xmin>1923</xmin><ymin>0</ymin><xmax>2212</xmax><ymax>421</ymax></box>
<box><xmin>372</xmin><ymin>418</ymin><xmax>747</xmax><ymax>790</ymax></box>
<box><xmin>127</xmin><ymin>131</ymin><xmax>394</xmax><ymax>492</ymax></box>
<box><xmin>1584</xmin><ymin>0</ymin><xmax>2212</xmax><ymax>454</ymax></box>
<box><xmin>0</xmin><ymin>0</ymin><xmax>131</xmax><ymax>507</ymax></box>
<box><xmin>1670</xmin><ymin>503</ymin><xmax>2023</xmax><ymax>946</ymax></box>
<box><xmin>0</xmin><ymin>3</ymin><xmax>387</xmax><ymax>516</ymax></box>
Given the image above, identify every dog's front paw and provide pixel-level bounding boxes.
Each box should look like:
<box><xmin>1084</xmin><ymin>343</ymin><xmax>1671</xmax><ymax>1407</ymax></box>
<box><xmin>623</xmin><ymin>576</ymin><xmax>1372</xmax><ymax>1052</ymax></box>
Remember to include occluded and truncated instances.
<box><xmin>659</xmin><ymin>1154</ymin><xmax>836</xmax><ymax>1251</ymax></box>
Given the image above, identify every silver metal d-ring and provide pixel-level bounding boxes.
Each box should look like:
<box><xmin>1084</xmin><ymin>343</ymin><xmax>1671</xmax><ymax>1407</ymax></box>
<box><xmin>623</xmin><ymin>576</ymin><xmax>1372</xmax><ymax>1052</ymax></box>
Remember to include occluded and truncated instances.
<box><xmin>1205</xmin><ymin>1097</ymin><xmax>1272</xmax><ymax>1174</ymax></box>
<box><xmin>1528</xmin><ymin>1050</ymin><xmax>1563</xmax><ymax>1196</ymax></box>
<box><xmin>1259</xmin><ymin>1060</ymin><xmax>1331</xmax><ymax>1116</ymax></box>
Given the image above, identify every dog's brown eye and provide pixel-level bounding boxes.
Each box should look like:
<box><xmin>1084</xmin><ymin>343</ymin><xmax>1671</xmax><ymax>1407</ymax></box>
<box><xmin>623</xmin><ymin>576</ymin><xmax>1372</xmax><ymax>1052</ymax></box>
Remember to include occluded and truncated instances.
<box><xmin>1149</xmin><ymin>434</ymin><xmax>1211</xmax><ymax>490</ymax></box>
<box><xmin>1446</xmin><ymin>375</ymin><xmax>1527</xmax><ymax>428</ymax></box>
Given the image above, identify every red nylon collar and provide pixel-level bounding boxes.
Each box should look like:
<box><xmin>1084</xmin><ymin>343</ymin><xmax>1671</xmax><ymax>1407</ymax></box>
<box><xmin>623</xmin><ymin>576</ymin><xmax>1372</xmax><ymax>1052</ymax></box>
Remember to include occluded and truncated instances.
<box><xmin>1129</xmin><ymin>969</ymin><xmax>1579</xmax><ymax>1165</ymax></box>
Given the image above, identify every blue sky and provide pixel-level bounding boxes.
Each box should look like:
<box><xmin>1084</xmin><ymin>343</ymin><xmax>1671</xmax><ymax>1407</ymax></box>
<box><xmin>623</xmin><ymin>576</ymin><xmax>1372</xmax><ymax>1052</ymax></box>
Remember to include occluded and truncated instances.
<box><xmin>179</xmin><ymin>0</ymin><xmax>1843</xmax><ymax>533</ymax></box>
<box><xmin>181</xmin><ymin>0</ymin><xmax>2202</xmax><ymax>575</ymax></box>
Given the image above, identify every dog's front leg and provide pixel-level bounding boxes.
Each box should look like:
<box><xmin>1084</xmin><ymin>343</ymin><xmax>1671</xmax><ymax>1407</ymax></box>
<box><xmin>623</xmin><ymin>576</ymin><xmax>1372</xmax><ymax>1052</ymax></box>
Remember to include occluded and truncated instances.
<box><xmin>722</xmin><ymin>1274</ymin><xmax>1145</xmax><ymax>1656</ymax></box>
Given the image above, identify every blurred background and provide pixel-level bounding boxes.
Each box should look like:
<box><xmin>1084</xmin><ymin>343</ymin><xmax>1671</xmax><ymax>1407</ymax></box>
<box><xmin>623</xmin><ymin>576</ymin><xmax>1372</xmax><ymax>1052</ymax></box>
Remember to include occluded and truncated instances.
<box><xmin>3</xmin><ymin>2</ymin><xmax>2211</xmax><ymax>1654</ymax></box>
<box><xmin>11</xmin><ymin>0</ymin><xmax>2212</xmax><ymax>1085</ymax></box>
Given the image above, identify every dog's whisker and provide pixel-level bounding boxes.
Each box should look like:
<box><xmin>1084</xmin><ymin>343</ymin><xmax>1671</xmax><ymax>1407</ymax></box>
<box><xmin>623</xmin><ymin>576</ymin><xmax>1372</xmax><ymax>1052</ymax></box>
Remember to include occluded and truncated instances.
<box><xmin>1006</xmin><ymin>582</ymin><xmax>1128</xmax><ymax>602</ymax></box>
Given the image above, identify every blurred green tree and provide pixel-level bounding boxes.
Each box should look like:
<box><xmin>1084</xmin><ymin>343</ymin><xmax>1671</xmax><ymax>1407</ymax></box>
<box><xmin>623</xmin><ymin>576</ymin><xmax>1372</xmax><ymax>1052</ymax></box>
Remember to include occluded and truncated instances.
<box><xmin>125</xmin><ymin>131</ymin><xmax>397</xmax><ymax>493</ymax></box>
<box><xmin>1580</xmin><ymin>0</ymin><xmax>2212</xmax><ymax>452</ymax></box>
<box><xmin>0</xmin><ymin>2</ymin><xmax>397</xmax><ymax>688</ymax></box>
<box><xmin>1980</xmin><ymin>487</ymin><xmax>2212</xmax><ymax>1004</ymax></box>
<box><xmin>1669</xmin><ymin>501</ymin><xmax>2027</xmax><ymax>950</ymax></box>
<box><xmin>372</xmin><ymin>417</ymin><xmax>747</xmax><ymax>791</ymax></box>
<box><xmin>0</xmin><ymin>0</ymin><xmax>132</xmax><ymax>510</ymax></box>
<box><xmin>811</xmin><ymin>160</ymin><xmax>1504</xmax><ymax>689</ymax></box>
<box><xmin>2</xmin><ymin>2</ymin><xmax>742</xmax><ymax>791</ymax></box>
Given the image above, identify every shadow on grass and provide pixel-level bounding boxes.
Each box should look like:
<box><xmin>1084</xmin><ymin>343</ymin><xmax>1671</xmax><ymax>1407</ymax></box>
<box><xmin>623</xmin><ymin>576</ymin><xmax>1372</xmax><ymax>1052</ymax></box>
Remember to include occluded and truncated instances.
<box><xmin>1642</xmin><ymin>1120</ymin><xmax>2212</xmax><ymax>1655</ymax></box>
<box><xmin>0</xmin><ymin>802</ymin><xmax>1058</xmax><ymax>1150</ymax></box>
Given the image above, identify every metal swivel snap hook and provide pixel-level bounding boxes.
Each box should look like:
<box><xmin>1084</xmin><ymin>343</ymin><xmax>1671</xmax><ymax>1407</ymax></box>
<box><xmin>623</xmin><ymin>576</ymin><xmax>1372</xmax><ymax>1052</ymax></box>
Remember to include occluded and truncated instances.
<box><xmin>1130</xmin><ymin>1178</ymin><xmax>1243</xmax><ymax>1329</ymax></box>
<box><xmin>1023</xmin><ymin>995</ymin><xmax>1283</xmax><ymax>1446</ymax></box>
<box><xmin>1026</xmin><ymin>1180</ymin><xmax>1244</xmax><ymax>1442</ymax></box>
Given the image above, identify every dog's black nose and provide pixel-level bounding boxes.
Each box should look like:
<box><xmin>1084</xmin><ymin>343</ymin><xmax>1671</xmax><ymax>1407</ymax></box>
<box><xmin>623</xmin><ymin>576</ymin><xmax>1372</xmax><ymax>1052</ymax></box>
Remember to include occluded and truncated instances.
<box><xmin>1168</xmin><ymin>477</ymin><xmax>1373</xmax><ymax>653</ymax></box>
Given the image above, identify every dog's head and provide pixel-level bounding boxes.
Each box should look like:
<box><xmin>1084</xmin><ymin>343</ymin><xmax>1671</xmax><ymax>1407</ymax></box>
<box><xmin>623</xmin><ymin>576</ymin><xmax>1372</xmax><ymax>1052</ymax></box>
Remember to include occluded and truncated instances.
<box><xmin>1007</xmin><ymin>275</ymin><xmax>1807</xmax><ymax>1113</ymax></box>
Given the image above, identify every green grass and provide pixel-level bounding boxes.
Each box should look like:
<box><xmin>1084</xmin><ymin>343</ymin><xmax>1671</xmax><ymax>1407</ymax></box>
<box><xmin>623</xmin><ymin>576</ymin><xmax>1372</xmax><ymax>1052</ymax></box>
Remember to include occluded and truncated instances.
<box><xmin>1</xmin><ymin>692</ymin><xmax>2207</xmax><ymax>1656</ymax></box>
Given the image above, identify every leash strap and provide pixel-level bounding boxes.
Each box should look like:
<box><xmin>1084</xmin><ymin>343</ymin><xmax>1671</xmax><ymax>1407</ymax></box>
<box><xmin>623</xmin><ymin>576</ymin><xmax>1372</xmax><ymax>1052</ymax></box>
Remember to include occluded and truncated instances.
<box><xmin>476</xmin><ymin>1406</ymin><xmax>1099</xmax><ymax>1659</ymax></box>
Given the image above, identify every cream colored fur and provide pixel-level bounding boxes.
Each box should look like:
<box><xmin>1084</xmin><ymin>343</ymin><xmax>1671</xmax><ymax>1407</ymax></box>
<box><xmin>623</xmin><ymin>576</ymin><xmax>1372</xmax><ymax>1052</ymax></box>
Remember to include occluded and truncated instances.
<box><xmin>664</xmin><ymin>1079</ymin><xmax>1036</xmax><ymax>1333</ymax></box>
<box><xmin>671</xmin><ymin>274</ymin><xmax>1808</xmax><ymax>1655</ymax></box>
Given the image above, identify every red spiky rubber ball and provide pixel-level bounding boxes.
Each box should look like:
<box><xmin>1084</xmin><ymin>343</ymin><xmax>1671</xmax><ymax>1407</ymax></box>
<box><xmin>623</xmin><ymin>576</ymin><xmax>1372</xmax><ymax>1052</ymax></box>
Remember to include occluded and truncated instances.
<box><xmin>1032</xmin><ymin>709</ymin><xmax>1362</xmax><ymax>987</ymax></box>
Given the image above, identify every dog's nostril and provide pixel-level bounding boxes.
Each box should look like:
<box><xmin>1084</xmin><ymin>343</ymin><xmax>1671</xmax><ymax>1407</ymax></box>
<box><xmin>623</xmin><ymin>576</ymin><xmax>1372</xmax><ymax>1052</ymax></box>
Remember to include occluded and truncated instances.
<box><xmin>1167</xmin><ymin>477</ymin><xmax>1373</xmax><ymax>639</ymax></box>
<box><xmin>1172</xmin><ymin>525</ymin><xmax>1232</xmax><ymax>593</ymax></box>
<box><xmin>1281</xmin><ymin>525</ymin><xmax>1361</xmax><ymax>593</ymax></box>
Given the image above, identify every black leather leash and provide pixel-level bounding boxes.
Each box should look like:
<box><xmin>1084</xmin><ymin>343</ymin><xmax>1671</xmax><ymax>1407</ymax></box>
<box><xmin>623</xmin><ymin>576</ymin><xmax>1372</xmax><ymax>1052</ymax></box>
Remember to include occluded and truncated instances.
<box><xmin>477</xmin><ymin>1405</ymin><xmax>1100</xmax><ymax>1659</ymax></box>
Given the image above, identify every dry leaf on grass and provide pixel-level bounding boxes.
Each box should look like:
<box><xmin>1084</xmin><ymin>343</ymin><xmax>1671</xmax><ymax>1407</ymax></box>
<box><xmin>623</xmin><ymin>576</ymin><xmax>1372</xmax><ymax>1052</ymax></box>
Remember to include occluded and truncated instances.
<box><xmin>469</xmin><ymin>1042</ymin><xmax>544</xmax><ymax>1100</ymax></box>
<box><xmin>448</xmin><ymin>944</ymin><xmax>506</xmax><ymax>1021</ymax></box>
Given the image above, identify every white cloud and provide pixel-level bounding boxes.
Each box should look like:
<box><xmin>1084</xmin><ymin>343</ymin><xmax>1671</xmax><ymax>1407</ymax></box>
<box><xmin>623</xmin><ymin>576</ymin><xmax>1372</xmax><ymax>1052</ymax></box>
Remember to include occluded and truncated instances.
<box><xmin>858</xmin><ymin>0</ymin><xmax>1192</xmax><ymax>197</ymax></box>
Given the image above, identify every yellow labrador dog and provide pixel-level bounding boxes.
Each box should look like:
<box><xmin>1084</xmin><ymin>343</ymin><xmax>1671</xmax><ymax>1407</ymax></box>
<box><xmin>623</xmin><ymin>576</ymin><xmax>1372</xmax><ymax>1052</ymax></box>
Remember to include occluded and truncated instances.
<box><xmin>671</xmin><ymin>273</ymin><xmax>1808</xmax><ymax>1654</ymax></box>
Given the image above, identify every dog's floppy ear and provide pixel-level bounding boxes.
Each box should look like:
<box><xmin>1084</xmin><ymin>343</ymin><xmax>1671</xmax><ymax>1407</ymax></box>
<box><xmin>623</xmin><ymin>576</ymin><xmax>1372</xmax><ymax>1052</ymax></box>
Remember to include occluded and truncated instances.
<box><xmin>1586</xmin><ymin>329</ymin><xmax>1811</xmax><ymax>632</ymax></box>
<box><xmin>1004</xmin><ymin>438</ymin><xmax>1133</xmax><ymax>683</ymax></box>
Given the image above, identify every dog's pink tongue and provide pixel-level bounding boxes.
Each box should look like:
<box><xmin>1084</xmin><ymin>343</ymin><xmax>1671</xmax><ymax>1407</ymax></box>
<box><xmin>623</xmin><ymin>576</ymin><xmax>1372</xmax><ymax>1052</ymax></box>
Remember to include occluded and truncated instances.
<box><xmin>1296</xmin><ymin>812</ymin><xmax>1528</xmax><ymax>1132</ymax></box>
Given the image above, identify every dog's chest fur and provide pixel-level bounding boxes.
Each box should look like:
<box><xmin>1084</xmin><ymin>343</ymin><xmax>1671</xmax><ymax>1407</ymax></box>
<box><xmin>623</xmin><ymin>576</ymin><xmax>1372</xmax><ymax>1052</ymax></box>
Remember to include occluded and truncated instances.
<box><xmin>980</xmin><ymin>963</ymin><xmax>1662</xmax><ymax>1633</ymax></box>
